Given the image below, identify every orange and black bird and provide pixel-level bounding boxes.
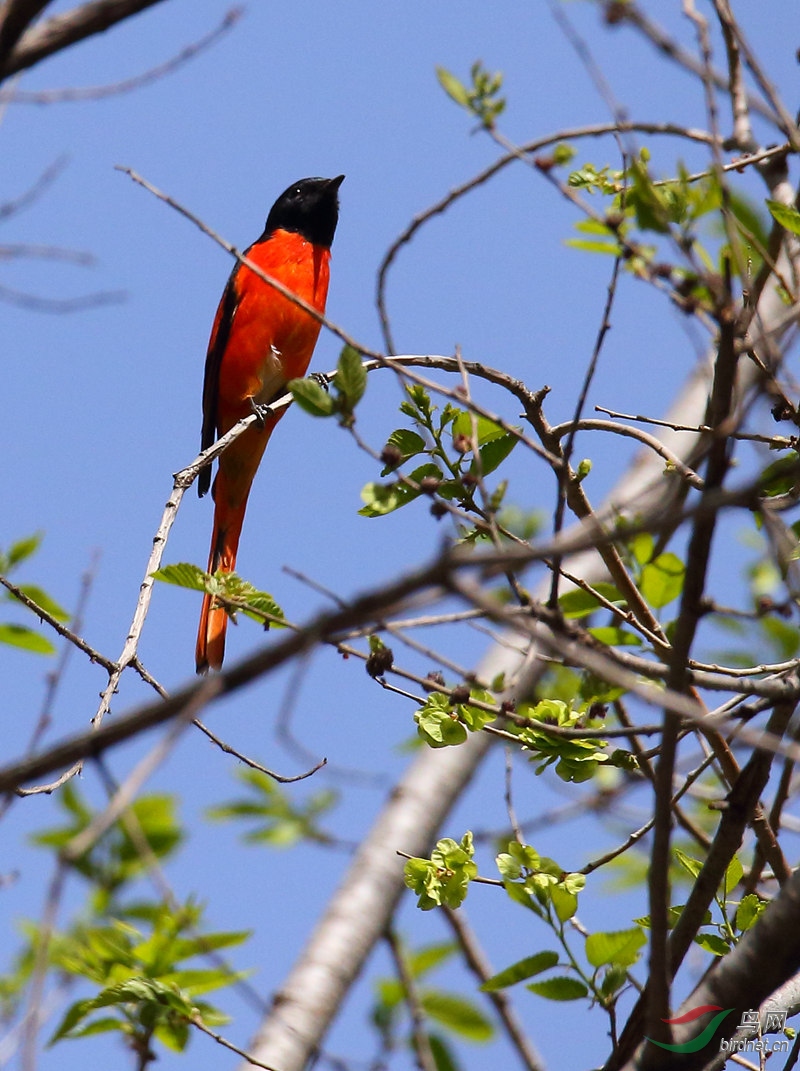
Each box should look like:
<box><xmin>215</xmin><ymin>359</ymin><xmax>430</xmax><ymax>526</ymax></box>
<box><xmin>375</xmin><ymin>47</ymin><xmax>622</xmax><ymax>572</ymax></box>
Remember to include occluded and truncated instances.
<box><xmin>195</xmin><ymin>174</ymin><xmax>344</xmax><ymax>674</ymax></box>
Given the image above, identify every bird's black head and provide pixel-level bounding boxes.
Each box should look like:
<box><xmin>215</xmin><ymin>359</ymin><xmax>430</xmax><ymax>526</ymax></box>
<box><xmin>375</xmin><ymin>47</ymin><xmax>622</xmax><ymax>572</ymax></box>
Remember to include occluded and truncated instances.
<box><xmin>265</xmin><ymin>175</ymin><xmax>344</xmax><ymax>248</ymax></box>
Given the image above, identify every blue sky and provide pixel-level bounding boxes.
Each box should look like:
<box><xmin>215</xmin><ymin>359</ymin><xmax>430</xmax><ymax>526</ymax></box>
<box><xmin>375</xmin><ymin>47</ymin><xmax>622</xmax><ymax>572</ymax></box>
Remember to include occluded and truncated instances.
<box><xmin>2</xmin><ymin>2</ymin><xmax>798</xmax><ymax>1069</ymax></box>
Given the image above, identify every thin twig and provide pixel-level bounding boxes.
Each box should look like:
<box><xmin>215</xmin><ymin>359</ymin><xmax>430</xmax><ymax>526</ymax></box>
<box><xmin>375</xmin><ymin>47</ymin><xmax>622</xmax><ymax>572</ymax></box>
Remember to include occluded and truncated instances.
<box><xmin>442</xmin><ymin>906</ymin><xmax>546</xmax><ymax>1071</ymax></box>
<box><xmin>384</xmin><ymin>929</ymin><xmax>437</xmax><ymax>1071</ymax></box>
<box><xmin>192</xmin><ymin>719</ymin><xmax>327</xmax><ymax>783</ymax></box>
<box><xmin>0</xmin><ymin>7</ymin><xmax>242</xmax><ymax>102</ymax></box>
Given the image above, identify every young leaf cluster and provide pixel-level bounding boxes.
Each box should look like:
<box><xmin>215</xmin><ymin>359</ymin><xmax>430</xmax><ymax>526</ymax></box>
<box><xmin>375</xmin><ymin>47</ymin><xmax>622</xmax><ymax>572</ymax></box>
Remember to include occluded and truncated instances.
<box><xmin>2</xmin><ymin>786</ymin><xmax>250</xmax><ymax>1064</ymax></box>
<box><xmin>49</xmin><ymin>902</ymin><xmax>249</xmax><ymax>1054</ymax></box>
<box><xmin>372</xmin><ymin>940</ymin><xmax>493</xmax><ymax>1065</ymax></box>
<box><xmin>360</xmin><ymin>384</ymin><xmax>518</xmax><ymax>537</ymax></box>
<box><xmin>634</xmin><ymin>850</ymin><xmax>767</xmax><ymax>959</ymax></box>
<box><xmin>152</xmin><ymin>562</ymin><xmax>285</xmax><ymax>628</ymax></box>
<box><xmin>0</xmin><ymin>533</ymin><xmax>69</xmax><ymax>655</ymax></box>
<box><xmin>436</xmin><ymin>61</ymin><xmax>506</xmax><ymax>130</ymax></box>
<box><xmin>562</xmin><ymin>144</ymin><xmax>769</xmax><ymax>311</ymax></box>
<box><xmin>207</xmin><ymin>768</ymin><xmax>339</xmax><ymax>848</ymax></box>
<box><xmin>289</xmin><ymin>345</ymin><xmax>367</xmax><ymax>426</ymax></box>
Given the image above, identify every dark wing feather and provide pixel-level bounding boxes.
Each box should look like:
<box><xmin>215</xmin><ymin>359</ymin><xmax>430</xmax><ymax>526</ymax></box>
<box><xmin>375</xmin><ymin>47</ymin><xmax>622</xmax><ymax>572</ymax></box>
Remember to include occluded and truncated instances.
<box><xmin>198</xmin><ymin>272</ymin><xmax>239</xmax><ymax>498</ymax></box>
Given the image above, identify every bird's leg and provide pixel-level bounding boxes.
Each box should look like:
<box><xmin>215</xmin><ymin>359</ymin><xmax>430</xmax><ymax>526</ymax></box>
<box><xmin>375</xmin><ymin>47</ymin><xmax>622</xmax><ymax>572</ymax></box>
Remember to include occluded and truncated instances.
<box><xmin>248</xmin><ymin>396</ymin><xmax>274</xmax><ymax>428</ymax></box>
<box><xmin>310</xmin><ymin>371</ymin><xmax>331</xmax><ymax>392</ymax></box>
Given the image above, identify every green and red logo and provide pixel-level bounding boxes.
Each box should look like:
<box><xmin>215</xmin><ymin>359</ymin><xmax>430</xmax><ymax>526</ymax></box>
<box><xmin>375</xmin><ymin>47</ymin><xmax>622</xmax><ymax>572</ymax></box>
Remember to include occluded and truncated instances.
<box><xmin>648</xmin><ymin>1005</ymin><xmax>734</xmax><ymax>1054</ymax></box>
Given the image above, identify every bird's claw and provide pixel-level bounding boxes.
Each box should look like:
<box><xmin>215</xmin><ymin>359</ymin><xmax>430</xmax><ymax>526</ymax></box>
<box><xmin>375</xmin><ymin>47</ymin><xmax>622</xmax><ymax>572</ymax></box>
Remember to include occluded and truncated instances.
<box><xmin>310</xmin><ymin>371</ymin><xmax>331</xmax><ymax>392</ymax></box>
<box><xmin>249</xmin><ymin>397</ymin><xmax>274</xmax><ymax>428</ymax></box>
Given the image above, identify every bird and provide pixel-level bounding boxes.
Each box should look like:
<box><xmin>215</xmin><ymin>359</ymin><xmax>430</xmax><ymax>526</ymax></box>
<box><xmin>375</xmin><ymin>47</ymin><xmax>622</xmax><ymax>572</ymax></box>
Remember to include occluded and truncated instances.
<box><xmin>195</xmin><ymin>174</ymin><xmax>344</xmax><ymax>673</ymax></box>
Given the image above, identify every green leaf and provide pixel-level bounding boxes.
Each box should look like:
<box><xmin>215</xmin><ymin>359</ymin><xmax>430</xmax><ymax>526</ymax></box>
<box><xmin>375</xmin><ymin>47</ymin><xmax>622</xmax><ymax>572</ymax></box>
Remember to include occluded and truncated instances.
<box><xmin>50</xmin><ymin>996</ymin><xmax>104</xmax><ymax>1043</ymax></box>
<box><xmin>335</xmin><ymin>345</ymin><xmax>367</xmax><ymax>407</ymax></box>
<box><xmin>404</xmin><ymin>834</ymin><xmax>477</xmax><ymax>910</ymax></box>
<box><xmin>549</xmin><ymin>883</ymin><xmax>578</xmax><ymax>922</ymax></box>
<box><xmin>526</xmin><ymin>976</ymin><xmax>588</xmax><ymax>1001</ymax></box>
<box><xmin>170</xmin><ymin>570</ymin><xmax>285</xmax><ymax>627</ymax></box>
<box><xmin>502</xmin><ymin>880</ymin><xmax>543</xmax><ymax>915</ymax></box>
<box><xmin>155</xmin><ymin>1016</ymin><xmax>191</xmax><ymax>1052</ymax></box>
<box><xmin>480</xmin><ymin>951</ymin><xmax>559</xmax><ymax>991</ymax></box>
<box><xmin>455</xmin><ymin>688</ymin><xmax>497</xmax><ymax>732</ymax></box>
<box><xmin>451</xmin><ymin>412</ymin><xmax>502</xmax><ymax>446</ymax></box>
<box><xmin>415</xmin><ymin>700</ymin><xmax>468</xmax><ymax>748</ymax></box>
<box><xmin>694</xmin><ymin>932</ymin><xmax>730</xmax><ymax>957</ymax></box>
<box><xmin>627</xmin><ymin>155</ymin><xmax>677</xmax><ymax>234</ymax></box>
<box><xmin>629</xmin><ymin>532</ymin><xmax>654</xmax><ymax>565</ymax></box>
<box><xmin>420</xmin><ymin>991</ymin><xmax>493</xmax><ymax>1041</ymax></box>
<box><xmin>151</xmin><ymin>563</ymin><xmax>208</xmax><ymax>591</ymax></box>
<box><xmin>674</xmin><ymin>848</ymin><xmax>703</xmax><ymax>879</ymax></box>
<box><xmin>15</xmin><ymin>584</ymin><xmax>70</xmax><ymax>622</ymax></box>
<box><xmin>639</xmin><ymin>552</ymin><xmax>684</xmax><ymax>608</ymax></box>
<box><xmin>168</xmin><ymin>966</ymin><xmax>248</xmax><ymax>997</ymax></box>
<box><xmin>766</xmin><ymin>199</ymin><xmax>800</xmax><ymax>237</ymax></box>
<box><xmin>759</xmin><ymin>451</ymin><xmax>799</xmax><ymax>497</ymax></box>
<box><xmin>735</xmin><ymin>893</ymin><xmax>764</xmax><ymax>932</ymax></box>
<box><xmin>722</xmin><ymin>855</ymin><xmax>744</xmax><ymax>895</ymax></box>
<box><xmin>726</xmin><ymin>191</ymin><xmax>769</xmax><ymax>250</ymax></box>
<box><xmin>227</xmin><ymin>580</ymin><xmax>285</xmax><ymax>626</ymax></box>
<box><xmin>0</xmin><ymin>623</ymin><xmax>55</xmax><ymax>655</ymax></box>
<box><xmin>565</xmin><ymin>238</ymin><xmax>620</xmax><ymax>255</ymax></box>
<box><xmin>5</xmin><ymin>533</ymin><xmax>44</xmax><ymax>569</ymax></box>
<box><xmin>585</xmin><ymin>928</ymin><xmax>646</xmax><ymax>969</ymax></box>
<box><xmin>553</xmin><ymin>143</ymin><xmax>576</xmax><ymax>166</ymax></box>
<box><xmin>477</xmin><ymin>433</ymin><xmax>518</xmax><ymax>477</ymax></box>
<box><xmin>169</xmin><ymin>931</ymin><xmax>251</xmax><ymax>960</ymax></box>
<box><xmin>382</xmin><ymin>428</ymin><xmax>427</xmax><ymax>473</ymax></box>
<box><xmin>435</xmin><ymin>66</ymin><xmax>471</xmax><ymax>108</ymax></box>
<box><xmin>407</xmin><ymin>943</ymin><xmax>457</xmax><ymax>980</ymax></box>
<box><xmin>559</xmin><ymin>583</ymin><xmax>623</xmax><ymax>619</ymax></box>
<box><xmin>402</xmin><ymin>384</ymin><xmax>433</xmax><ymax>420</ymax></box>
<box><xmin>760</xmin><ymin>615</ymin><xmax>800</xmax><ymax>659</ymax></box>
<box><xmin>587</xmin><ymin>626</ymin><xmax>642</xmax><ymax>647</ymax></box>
<box><xmin>288</xmin><ymin>377</ymin><xmax>335</xmax><ymax>417</ymax></box>
<box><xmin>359</xmin><ymin>463</ymin><xmax>443</xmax><ymax>518</ymax></box>
<box><xmin>428</xmin><ymin>1034</ymin><xmax>459</xmax><ymax>1071</ymax></box>
<box><xmin>208</xmin><ymin>770</ymin><xmax>336</xmax><ymax>847</ymax></box>
<box><xmin>59</xmin><ymin>1016</ymin><xmax>122</xmax><ymax>1040</ymax></box>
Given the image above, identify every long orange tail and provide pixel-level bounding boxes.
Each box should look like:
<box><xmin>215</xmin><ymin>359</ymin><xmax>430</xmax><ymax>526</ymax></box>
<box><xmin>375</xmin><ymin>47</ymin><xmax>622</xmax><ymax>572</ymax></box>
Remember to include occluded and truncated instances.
<box><xmin>195</xmin><ymin>493</ymin><xmax>248</xmax><ymax>674</ymax></box>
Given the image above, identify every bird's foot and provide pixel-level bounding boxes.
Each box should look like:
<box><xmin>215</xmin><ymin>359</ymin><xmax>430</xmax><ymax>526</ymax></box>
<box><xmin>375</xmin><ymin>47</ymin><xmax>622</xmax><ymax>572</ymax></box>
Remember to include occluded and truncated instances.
<box><xmin>249</xmin><ymin>397</ymin><xmax>275</xmax><ymax>428</ymax></box>
<box><xmin>310</xmin><ymin>371</ymin><xmax>331</xmax><ymax>392</ymax></box>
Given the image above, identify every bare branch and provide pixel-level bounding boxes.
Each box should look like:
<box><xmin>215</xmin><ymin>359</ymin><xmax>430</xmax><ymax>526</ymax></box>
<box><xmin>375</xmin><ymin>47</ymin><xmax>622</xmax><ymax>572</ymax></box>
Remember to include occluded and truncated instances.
<box><xmin>0</xmin><ymin>6</ymin><xmax>242</xmax><ymax>101</ymax></box>
<box><xmin>442</xmin><ymin>907</ymin><xmax>546</xmax><ymax>1071</ymax></box>
<box><xmin>191</xmin><ymin>719</ymin><xmax>327</xmax><ymax>784</ymax></box>
<box><xmin>0</xmin><ymin>282</ymin><xmax>123</xmax><ymax>311</ymax></box>
<box><xmin>0</xmin><ymin>0</ymin><xmax>169</xmax><ymax>81</ymax></box>
<box><xmin>0</xmin><ymin>0</ymin><xmax>49</xmax><ymax>66</ymax></box>
<box><xmin>611</xmin><ymin>2</ymin><xmax>777</xmax><ymax>127</ymax></box>
<box><xmin>0</xmin><ymin>154</ymin><xmax>67</xmax><ymax>219</ymax></box>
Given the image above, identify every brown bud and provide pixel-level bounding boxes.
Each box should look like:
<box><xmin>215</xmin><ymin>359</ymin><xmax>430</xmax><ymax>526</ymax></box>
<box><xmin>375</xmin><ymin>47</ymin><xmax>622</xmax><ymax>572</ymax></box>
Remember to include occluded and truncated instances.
<box><xmin>651</xmin><ymin>262</ymin><xmax>673</xmax><ymax>280</ymax></box>
<box><xmin>366</xmin><ymin>644</ymin><xmax>394</xmax><ymax>678</ymax></box>
<box><xmin>771</xmin><ymin>400</ymin><xmax>795</xmax><ymax>423</ymax></box>
<box><xmin>380</xmin><ymin>444</ymin><xmax>403</xmax><ymax>470</ymax></box>
<box><xmin>424</xmin><ymin>670</ymin><xmax>446</xmax><ymax>691</ymax></box>
<box><xmin>449</xmin><ymin>684</ymin><xmax>471</xmax><ymax>705</ymax></box>
<box><xmin>604</xmin><ymin>1</ymin><xmax>628</xmax><ymax>25</ymax></box>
